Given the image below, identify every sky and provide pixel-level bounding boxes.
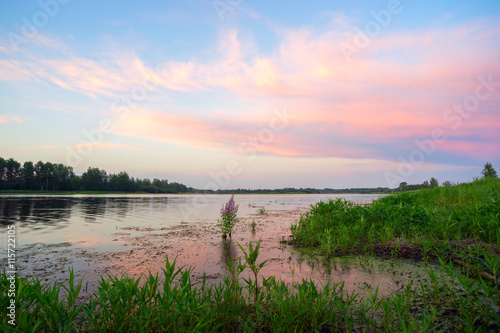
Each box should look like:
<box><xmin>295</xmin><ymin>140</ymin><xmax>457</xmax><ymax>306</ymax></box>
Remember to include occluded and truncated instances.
<box><xmin>0</xmin><ymin>0</ymin><xmax>499</xmax><ymax>190</ymax></box>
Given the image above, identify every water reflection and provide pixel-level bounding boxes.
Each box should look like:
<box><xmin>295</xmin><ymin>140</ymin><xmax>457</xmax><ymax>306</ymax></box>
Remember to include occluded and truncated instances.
<box><xmin>0</xmin><ymin>197</ymin><xmax>154</xmax><ymax>226</ymax></box>
<box><xmin>18</xmin><ymin>199</ymin><xmax>33</xmax><ymax>221</ymax></box>
<box><xmin>220</xmin><ymin>238</ymin><xmax>238</xmax><ymax>266</ymax></box>
<box><xmin>0</xmin><ymin>199</ymin><xmax>18</xmax><ymax>222</ymax></box>
<box><xmin>0</xmin><ymin>198</ymin><xmax>74</xmax><ymax>227</ymax></box>
<box><xmin>81</xmin><ymin>198</ymin><xmax>108</xmax><ymax>222</ymax></box>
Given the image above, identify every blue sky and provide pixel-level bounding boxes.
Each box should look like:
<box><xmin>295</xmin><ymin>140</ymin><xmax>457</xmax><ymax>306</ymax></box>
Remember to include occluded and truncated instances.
<box><xmin>1</xmin><ymin>0</ymin><xmax>499</xmax><ymax>189</ymax></box>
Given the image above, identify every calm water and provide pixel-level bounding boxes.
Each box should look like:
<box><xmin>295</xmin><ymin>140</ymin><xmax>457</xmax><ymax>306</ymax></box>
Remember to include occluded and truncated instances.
<box><xmin>0</xmin><ymin>193</ymin><xmax>385</xmax><ymax>251</ymax></box>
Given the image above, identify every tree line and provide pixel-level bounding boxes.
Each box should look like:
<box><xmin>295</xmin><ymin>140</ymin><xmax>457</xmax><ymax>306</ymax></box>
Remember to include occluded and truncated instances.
<box><xmin>398</xmin><ymin>162</ymin><xmax>498</xmax><ymax>192</ymax></box>
<box><xmin>0</xmin><ymin>157</ymin><xmax>190</xmax><ymax>193</ymax></box>
<box><xmin>1</xmin><ymin>156</ymin><xmax>497</xmax><ymax>194</ymax></box>
<box><xmin>195</xmin><ymin>187</ymin><xmax>391</xmax><ymax>195</ymax></box>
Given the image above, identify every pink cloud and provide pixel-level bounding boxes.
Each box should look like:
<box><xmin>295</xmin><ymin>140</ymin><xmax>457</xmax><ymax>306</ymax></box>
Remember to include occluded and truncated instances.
<box><xmin>114</xmin><ymin>107</ymin><xmax>371</xmax><ymax>158</ymax></box>
<box><xmin>0</xmin><ymin>59</ymin><xmax>39</xmax><ymax>81</ymax></box>
<box><xmin>0</xmin><ymin>115</ymin><xmax>24</xmax><ymax>124</ymax></box>
<box><xmin>438</xmin><ymin>140</ymin><xmax>500</xmax><ymax>159</ymax></box>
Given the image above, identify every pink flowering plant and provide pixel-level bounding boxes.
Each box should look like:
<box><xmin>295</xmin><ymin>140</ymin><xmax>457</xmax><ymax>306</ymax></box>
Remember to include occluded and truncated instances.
<box><xmin>219</xmin><ymin>195</ymin><xmax>239</xmax><ymax>238</ymax></box>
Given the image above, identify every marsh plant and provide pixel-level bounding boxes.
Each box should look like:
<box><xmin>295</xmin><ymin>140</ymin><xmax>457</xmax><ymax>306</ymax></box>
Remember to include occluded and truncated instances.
<box><xmin>237</xmin><ymin>240</ymin><xmax>269</xmax><ymax>305</ymax></box>
<box><xmin>251</xmin><ymin>219</ymin><xmax>257</xmax><ymax>231</ymax></box>
<box><xmin>257</xmin><ymin>207</ymin><xmax>267</xmax><ymax>215</ymax></box>
<box><xmin>218</xmin><ymin>195</ymin><xmax>239</xmax><ymax>238</ymax></box>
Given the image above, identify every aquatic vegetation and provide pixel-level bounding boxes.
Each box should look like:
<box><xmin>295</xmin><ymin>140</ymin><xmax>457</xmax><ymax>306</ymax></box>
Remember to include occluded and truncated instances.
<box><xmin>218</xmin><ymin>195</ymin><xmax>239</xmax><ymax>238</ymax></box>
<box><xmin>257</xmin><ymin>207</ymin><xmax>267</xmax><ymax>215</ymax></box>
<box><xmin>250</xmin><ymin>219</ymin><xmax>257</xmax><ymax>231</ymax></box>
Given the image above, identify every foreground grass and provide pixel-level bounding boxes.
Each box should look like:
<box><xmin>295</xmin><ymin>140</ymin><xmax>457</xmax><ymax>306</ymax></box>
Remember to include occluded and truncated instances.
<box><xmin>2</xmin><ymin>252</ymin><xmax>500</xmax><ymax>332</ymax></box>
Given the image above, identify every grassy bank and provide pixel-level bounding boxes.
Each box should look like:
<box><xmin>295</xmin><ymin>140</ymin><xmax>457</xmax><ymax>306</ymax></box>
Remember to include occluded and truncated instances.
<box><xmin>291</xmin><ymin>178</ymin><xmax>500</xmax><ymax>262</ymax></box>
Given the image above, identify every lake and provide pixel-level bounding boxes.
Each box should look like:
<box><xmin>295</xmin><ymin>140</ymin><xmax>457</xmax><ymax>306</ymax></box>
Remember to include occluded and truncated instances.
<box><xmin>0</xmin><ymin>193</ymin><xmax>433</xmax><ymax>299</ymax></box>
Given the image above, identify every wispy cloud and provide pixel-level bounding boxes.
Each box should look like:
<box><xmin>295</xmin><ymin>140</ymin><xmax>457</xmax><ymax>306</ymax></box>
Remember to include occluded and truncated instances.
<box><xmin>67</xmin><ymin>142</ymin><xmax>144</xmax><ymax>150</ymax></box>
<box><xmin>0</xmin><ymin>115</ymin><xmax>24</xmax><ymax>124</ymax></box>
<box><xmin>40</xmin><ymin>145</ymin><xmax>57</xmax><ymax>150</ymax></box>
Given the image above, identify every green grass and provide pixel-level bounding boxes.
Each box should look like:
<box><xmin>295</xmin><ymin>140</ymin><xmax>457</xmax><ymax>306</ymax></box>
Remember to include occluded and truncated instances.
<box><xmin>2</xmin><ymin>247</ymin><xmax>500</xmax><ymax>331</ymax></box>
<box><xmin>291</xmin><ymin>178</ymin><xmax>500</xmax><ymax>262</ymax></box>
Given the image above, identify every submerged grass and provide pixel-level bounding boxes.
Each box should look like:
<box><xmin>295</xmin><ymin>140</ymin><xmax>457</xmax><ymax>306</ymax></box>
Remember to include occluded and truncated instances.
<box><xmin>1</xmin><ymin>178</ymin><xmax>499</xmax><ymax>331</ymax></box>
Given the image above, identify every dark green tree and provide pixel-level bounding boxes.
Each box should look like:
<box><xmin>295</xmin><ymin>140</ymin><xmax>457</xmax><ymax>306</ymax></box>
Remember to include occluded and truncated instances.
<box><xmin>108</xmin><ymin>172</ymin><xmax>136</xmax><ymax>192</ymax></box>
<box><xmin>35</xmin><ymin>161</ymin><xmax>51</xmax><ymax>191</ymax></box>
<box><xmin>481</xmin><ymin>162</ymin><xmax>498</xmax><ymax>179</ymax></box>
<box><xmin>81</xmin><ymin>167</ymin><xmax>108</xmax><ymax>191</ymax></box>
<box><xmin>52</xmin><ymin>163</ymin><xmax>74</xmax><ymax>190</ymax></box>
<box><xmin>70</xmin><ymin>175</ymin><xmax>82</xmax><ymax>191</ymax></box>
<box><xmin>5</xmin><ymin>158</ymin><xmax>21</xmax><ymax>189</ymax></box>
<box><xmin>430</xmin><ymin>177</ymin><xmax>439</xmax><ymax>188</ymax></box>
<box><xmin>152</xmin><ymin>178</ymin><xmax>169</xmax><ymax>189</ymax></box>
<box><xmin>22</xmin><ymin>161</ymin><xmax>36</xmax><ymax>190</ymax></box>
<box><xmin>0</xmin><ymin>157</ymin><xmax>6</xmax><ymax>189</ymax></box>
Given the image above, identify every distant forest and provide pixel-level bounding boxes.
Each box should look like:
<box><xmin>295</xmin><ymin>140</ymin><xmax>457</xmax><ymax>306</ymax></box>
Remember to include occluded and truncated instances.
<box><xmin>0</xmin><ymin>157</ymin><xmax>189</xmax><ymax>193</ymax></box>
<box><xmin>198</xmin><ymin>187</ymin><xmax>390</xmax><ymax>194</ymax></box>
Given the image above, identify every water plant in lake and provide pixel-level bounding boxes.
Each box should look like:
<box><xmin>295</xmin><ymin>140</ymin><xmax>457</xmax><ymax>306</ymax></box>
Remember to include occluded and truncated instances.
<box><xmin>218</xmin><ymin>194</ymin><xmax>239</xmax><ymax>238</ymax></box>
<box><xmin>250</xmin><ymin>219</ymin><xmax>257</xmax><ymax>231</ymax></box>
